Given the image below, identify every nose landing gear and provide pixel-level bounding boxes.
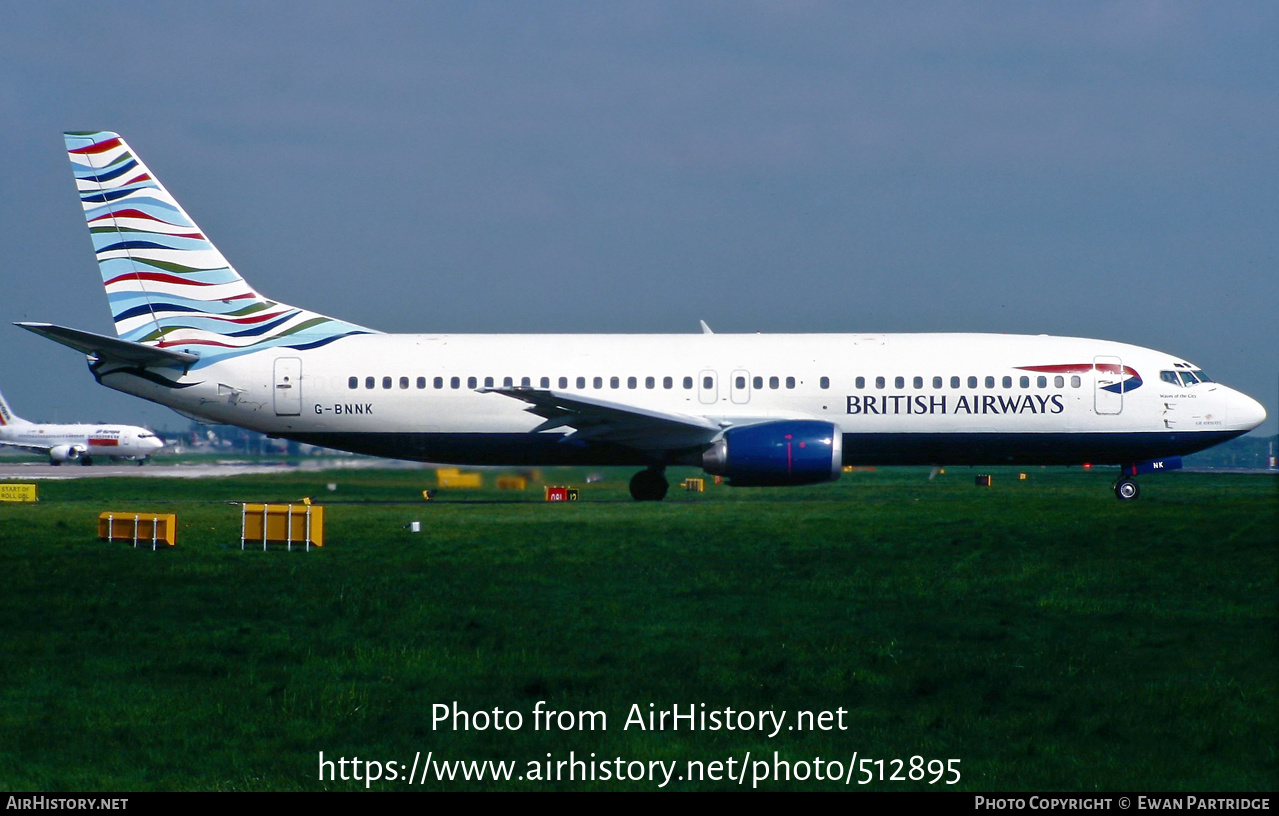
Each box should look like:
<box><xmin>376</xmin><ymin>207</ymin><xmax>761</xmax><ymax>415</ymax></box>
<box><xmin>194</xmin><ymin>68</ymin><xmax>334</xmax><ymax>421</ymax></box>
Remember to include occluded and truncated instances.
<box><xmin>1111</xmin><ymin>457</ymin><xmax>1181</xmax><ymax>501</ymax></box>
<box><xmin>1113</xmin><ymin>477</ymin><xmax>1140</xmax><ymax>501</ymax></box>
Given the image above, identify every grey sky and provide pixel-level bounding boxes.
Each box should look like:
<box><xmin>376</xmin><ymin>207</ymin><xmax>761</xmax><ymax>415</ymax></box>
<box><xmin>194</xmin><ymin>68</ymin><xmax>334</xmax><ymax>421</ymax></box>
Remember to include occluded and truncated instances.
<box><xmin>2</xmin><ymin>2</ymin><xmax>1275</xmax><ymax>436</ymax></box>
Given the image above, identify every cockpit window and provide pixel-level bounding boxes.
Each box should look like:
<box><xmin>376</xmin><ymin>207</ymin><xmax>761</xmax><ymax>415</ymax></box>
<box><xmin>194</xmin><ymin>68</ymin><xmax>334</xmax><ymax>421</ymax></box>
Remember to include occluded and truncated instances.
<box><xmin>1163</xmin><ymin>369</ymin><xmax>1213</xmax><ymax>387</ymax></box>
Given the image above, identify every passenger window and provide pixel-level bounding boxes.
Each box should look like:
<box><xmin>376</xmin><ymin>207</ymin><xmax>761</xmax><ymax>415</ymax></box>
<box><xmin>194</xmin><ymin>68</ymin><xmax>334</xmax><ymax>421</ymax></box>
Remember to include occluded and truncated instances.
<box><xmin>820</xmin><ymin>376</ymin><xmax>830</xmax><ymax>389</ymax></box>
<box><xmin>1002</xmin><ymin>376</ymin><xmax>1012</xmax><ymax>388</ymax></box>
<box><xmin>770</xmin><ymin>376</ymin><xmax>780</xmax><ymax>389</ymax></box>
<box><xmin>399</xmin><ymin>377</ymin><xmax>409</xmax><ymax>389</ymax></box>
<box><xmin>933</xmin><ymin>376</ymin><xmax>942</xmax><ymax>389</ymax></box>
<box><xmin>703</xmin><ymin>376</ymin><xmax>713</xmax><ymax>390</ymax></box>
<box><xmin>559</xmin><ymin>377</ymin><xmax>568</xmax><ymax>389</ymax></box>
<box><xmin>984</xmin><ymin>376</ymin><xmax>994</xmax><ymax>388</ymax></box>
<box><xmin>467</xmin><ymin>377</ymin><xmax>477</xmax><ymax>389</ymax></box>
<box><xmin>611</xmin><ymin>376</ymin><xmax>620</xmax><ymax>389</ymax></box>
<box><xmin>753</xmin><ymin>376</ymin><xmax>763</xmax><ymax>389</ymax></box>
<box><xmin>967</xmin><ymin>376</ymin><xmax>977</xmax><ymax>388</ymax></box>
<box><xmin>348</xmin><ymin>376</ymin><xmax>358</xmax><ymax>389</ymax></box>
<box><xmin>855</xmin><ymin>376</ymin><xmax>865</xmax><ymax>389</ymax></box>
<box><xmin>1037</xmin><ymin>376</ymin><xmax>1047</xmax><ymax>388</ymax></box>
<box><xmin>875</xmin><ymin>376</ymin><xmax>885</xmax><ymax>389</ymax></box>
<box><xmin>913</xmin><ymin>376</ymin><xmax>923</xmax><ymax>389</ymax></box>
<box><xmin>950</xmin><ymin>376</ymin><xmax>960</xmax><ymax>389</ymax></box>
<box><xmin>484</xmin><ymin>376</ymin><xmax>494</xmax><ymax>388</ymax></box>
<box><xmin>663</xmin><ymin>376</ymin><xmax>673</xmax><ymax>389</ymax></box>
<box><xmin>683</xmin><ymin>376</ymin><xmax>693</xmax><ymax>389</ymax></box>
<box><xmin>735</xmin><ymin>376</ymin><xmax>746</xmax><ymax>389</ymax></box>
<box><xmin>1054</xmin><ymin>375</ymin><xmax>1064</xmax><ymax>388</ymax></box>
<box><xmin>383</xmin><ymin>376</ymin><xmax>392</xmax><ymax>389</ymax></box>
<box><xmin>521</xmin><ymin>377</ymin><xmax>531</xmax><ymax>387</ymax></box>
<box><xmin>627</xmin><ymin>376</ymin><xmax>637</xmax><ymax>389</ymax></box>
<box><xmin>1071</xmin><ymin>375</ymin><xmax>1081</xmax><ymax>388</ymax></box>
<box><xmin>1020</xmin><ymin>376</ymin><xmax>1029</xmax><ymax>388</ymax></box>
<box><xmin>577</xmin><ymin>377</ymin><xmax>586</xmax><ymax>389</ymax></box>
<box><xmin>503</xmin><ymin>377</ymin><xmax>513</xmax><ymax>387</ymax></box>
<box><xmin>433</xmin><ymin>376</ymin><xmax>444</xmax><ymax>389</ymax></box>
<box><xmin>416</xmin><ymin>377</ymin><xmax>426</xmax><ymax>389</ymax></box>
<box><xmin>894</xmin><ymin>376</ymin><xmax>905</xmax><ymax>388</ymax></box>
<box><xmin>595</xmin><ymin>377</ymin><xmax>604</xmax><ymax>389</ymax></box>
<box><xmin>646</xmin><ymin>376</ymin><xmax>655</xmax><ymax>389</ymax></box>
<box><xmin>365</xmin><ymin>377</ymin><xmax>375</xmax><ymax>389</ymax></box>
<box><xmin>450</xmin><ymin>376</ymin><xmax>460</xmax><ymax>389</ymax></box>
<box><xmin>541</xmin><ymin>377</ymin><xmax>550</xmax><ymax>388</ymax></box>
<box><xmin>786</xmin><ymin>377</ymin><xmax>795</xmax><ymax>389</ymax></box>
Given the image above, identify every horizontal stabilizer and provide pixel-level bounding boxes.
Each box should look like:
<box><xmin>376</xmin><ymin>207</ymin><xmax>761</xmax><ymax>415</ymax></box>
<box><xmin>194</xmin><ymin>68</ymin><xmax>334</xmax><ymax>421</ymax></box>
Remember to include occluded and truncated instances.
<box><xmin>15</xmin><ymin>322</ymin><xmax>199</xmax><ymax>367</ymax></box>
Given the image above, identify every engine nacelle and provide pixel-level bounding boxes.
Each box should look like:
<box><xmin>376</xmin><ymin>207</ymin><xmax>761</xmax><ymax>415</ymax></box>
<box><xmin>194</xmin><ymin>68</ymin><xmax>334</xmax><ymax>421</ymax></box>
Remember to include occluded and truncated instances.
<box><xmin>48</xmin><ymin>444</ymin><xmax>86</xmax><ymax>463</ymax></box>
<box><xmin>702</xmin><ymin>420</ymin><xmax>843</xmax><ymax>486</ymax></box>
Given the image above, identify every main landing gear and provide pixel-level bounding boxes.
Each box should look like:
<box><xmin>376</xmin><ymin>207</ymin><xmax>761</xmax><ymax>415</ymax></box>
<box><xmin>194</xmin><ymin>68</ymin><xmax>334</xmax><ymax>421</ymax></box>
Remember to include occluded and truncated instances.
<box><xmin>629</xmin><ymin>467</ymin><xmax>669</xmax><ymax>502</ymax></box>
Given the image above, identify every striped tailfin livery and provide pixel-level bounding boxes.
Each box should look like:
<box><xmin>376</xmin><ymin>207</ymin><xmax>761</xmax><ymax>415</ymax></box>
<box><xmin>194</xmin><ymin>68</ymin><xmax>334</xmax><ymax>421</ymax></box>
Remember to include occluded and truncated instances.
<box><xmin>64</xmin><ymin>131</ymin><xmax>376</xmax><ymax>363</ymax></box>
<box><xmin>0</xmin><ymin>389</ymin><xmax>27</xmax><ymax>426</ymax></box>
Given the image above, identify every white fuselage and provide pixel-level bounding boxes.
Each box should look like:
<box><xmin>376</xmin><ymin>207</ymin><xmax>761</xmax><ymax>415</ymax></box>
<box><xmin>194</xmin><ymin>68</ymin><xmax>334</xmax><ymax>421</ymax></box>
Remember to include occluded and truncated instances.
<box><xmin>44</xmin><ymin>130</ymin><xmax>1268</xmax><ymax>494</ymax></box>
<box><xmin>0</xmin><ymin>421</ymin><xmax>163</xmax><ymax>462</ymax></box>
<box><xmin>99</xmin><ymin>331</ymin><xmax>1265</xmax><ymax>468</ymax></box>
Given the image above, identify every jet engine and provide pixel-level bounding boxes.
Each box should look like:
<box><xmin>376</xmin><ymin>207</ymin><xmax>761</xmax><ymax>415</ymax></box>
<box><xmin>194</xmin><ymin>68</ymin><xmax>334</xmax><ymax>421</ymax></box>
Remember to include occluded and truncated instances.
<box><xmin>702</xmin><ymin>420</ymin><xmax>843</xmax><ymax>486</ymax></box>
<box><xmin>48</xmin><ymin>444</ymin><xmax>87</xmax><ymax>464</ymax></box>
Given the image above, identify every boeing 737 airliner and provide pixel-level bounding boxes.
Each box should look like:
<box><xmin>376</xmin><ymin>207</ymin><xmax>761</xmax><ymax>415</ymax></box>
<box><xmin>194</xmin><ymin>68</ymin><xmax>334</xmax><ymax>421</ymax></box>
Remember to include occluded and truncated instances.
<box><xmin>0</xmin><ymin>385</ymin><xmax>163</xmax><ymax>465</ymax></box>
<box><xmin>17</xmin><ymin>131</ymin><xmax>1267</xmax><ymax>499</ymax></box>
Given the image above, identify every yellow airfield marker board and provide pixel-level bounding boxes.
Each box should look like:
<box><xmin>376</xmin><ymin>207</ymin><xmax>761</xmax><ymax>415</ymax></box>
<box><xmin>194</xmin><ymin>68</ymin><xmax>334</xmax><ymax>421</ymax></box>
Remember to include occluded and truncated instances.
<box><xmin>98</xmin><ymin>512</ymin><xmax>177</xmax><ymax>549</ymax></box>
<box><xmin>0</xmin><ymin>484</ymin><xmax>38</xmax><ymax>502</ymax></box>
<box><xmin>241</xmin><ymin>503</ymin><xmax>324</xmax><ymax>550</ymax></box>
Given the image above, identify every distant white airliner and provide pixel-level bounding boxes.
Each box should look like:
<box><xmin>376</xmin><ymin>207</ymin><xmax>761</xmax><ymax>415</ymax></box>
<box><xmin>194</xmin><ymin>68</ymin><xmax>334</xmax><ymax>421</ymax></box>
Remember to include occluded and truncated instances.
<box><xmin>0</xmin><ymin>386</ymin><xmax>163</xmax><ymax>465</ymax></box>
<box><xmin>17</xmin><ymin>132</ymin><xmax>1267</xmax><ymax>499</ymax></box>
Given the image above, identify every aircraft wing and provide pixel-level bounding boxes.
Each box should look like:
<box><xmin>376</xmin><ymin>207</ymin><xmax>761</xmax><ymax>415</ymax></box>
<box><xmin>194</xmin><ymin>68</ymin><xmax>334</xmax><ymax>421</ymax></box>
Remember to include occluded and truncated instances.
<box><xmin>481</xmin><ymin>387</ymin><xmax>721</xmax><ymax>451</ymax></box>
<box><xmin>0</xmin><ymin>440</ymin><xmax>53</xmax><ymax>454</ymax></box>
<box><xmin>15</xmin><ymin>323</ymin><xmax>199</xmax><ymax>368</ymax></box>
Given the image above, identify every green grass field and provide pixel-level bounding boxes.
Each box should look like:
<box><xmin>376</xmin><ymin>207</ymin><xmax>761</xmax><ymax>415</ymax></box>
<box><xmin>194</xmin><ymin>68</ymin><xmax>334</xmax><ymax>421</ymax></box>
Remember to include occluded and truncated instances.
<box><xmin>0</xmin><ymin>466</ymin><xmax>1275</xmax><ymax>791</ymax></box>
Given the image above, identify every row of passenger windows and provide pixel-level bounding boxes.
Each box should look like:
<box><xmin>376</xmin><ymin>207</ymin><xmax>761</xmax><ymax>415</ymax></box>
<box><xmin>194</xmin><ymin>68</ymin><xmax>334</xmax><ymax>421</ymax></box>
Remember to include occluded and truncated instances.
<box><xmin>855</xmin><ymin>374</ymin><xmax>1083</xmax><ymax>390</ymax></box>
<box><xmin>347</xmin><ymin>375</ymin><xmax>833</xmax><ymax>391</ymax></box>
<box><xmin>344</xmin><ymin>373</ymin><xmax>1084</xmax><ymax>392</ymax></box>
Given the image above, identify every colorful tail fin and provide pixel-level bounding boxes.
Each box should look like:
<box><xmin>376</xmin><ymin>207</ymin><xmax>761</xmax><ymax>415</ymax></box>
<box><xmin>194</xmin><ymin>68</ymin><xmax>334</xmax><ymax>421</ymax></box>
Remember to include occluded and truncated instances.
<box><xmin>64</xmin><ymin>132</ymin><xmax>375</xmax><ymax>361</ymax></box>
<box><xmin>0</xmin><ymin>388</ymin><xmax>28</xmax><ymax>427</ymax></box>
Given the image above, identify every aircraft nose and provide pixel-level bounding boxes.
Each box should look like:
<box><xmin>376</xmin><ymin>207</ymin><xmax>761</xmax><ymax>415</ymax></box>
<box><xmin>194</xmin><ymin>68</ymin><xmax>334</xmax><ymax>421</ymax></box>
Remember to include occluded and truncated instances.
<box><xmin>1230</xmin><ymin>391</ymin><xmax>1267</xmax><ymax>431</ymax></box>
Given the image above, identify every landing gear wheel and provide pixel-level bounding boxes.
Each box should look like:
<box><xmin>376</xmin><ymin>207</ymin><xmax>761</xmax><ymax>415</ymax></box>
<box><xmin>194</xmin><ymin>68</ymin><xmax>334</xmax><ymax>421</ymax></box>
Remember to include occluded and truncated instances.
<box><xmin>629</xmin><ymin>468</ymin><xmax>669</xmax><ymax>502</ymax></box>
<box><xmin>1114</xmin><ymin>478</ymin><xmax>1139</xmax><ymax>502</ymax></box>
<box><xmin>80</xmin><ymin>457</ymin><xmax>93</xmax><ymax>467</ymax></box>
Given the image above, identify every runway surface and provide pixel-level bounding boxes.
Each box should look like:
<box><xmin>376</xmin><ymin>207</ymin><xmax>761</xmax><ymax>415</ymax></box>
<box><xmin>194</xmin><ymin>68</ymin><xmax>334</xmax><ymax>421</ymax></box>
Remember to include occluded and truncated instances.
<box><xmin>0</xmin><ymin>458</ymin><xmax>431</xmax><ymax>480</ymax></box>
